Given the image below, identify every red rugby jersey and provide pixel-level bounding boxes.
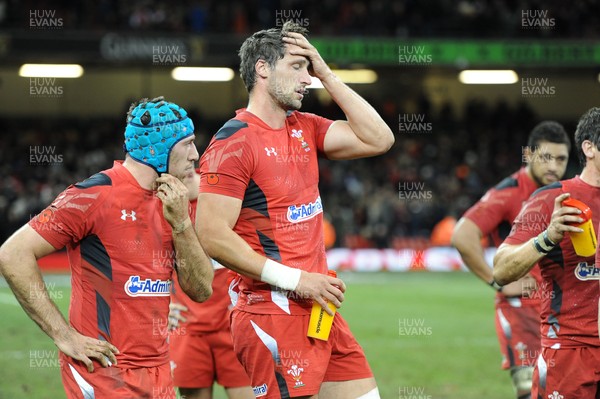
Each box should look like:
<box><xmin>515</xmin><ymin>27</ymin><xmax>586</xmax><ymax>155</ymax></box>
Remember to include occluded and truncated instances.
<box><xmin>29</xmin><ymin>161</ymin><xmax>176</xmax><ymax>368</ymax></box>
<box><xmin>199</xmin><ymin>109</ymin><xmax>333</xmax><ymax>315</ymax></box>
<box><xmin>505</xmin><ymin>176</ymin><xmax>600</xmax><ymax>348</ymax></box>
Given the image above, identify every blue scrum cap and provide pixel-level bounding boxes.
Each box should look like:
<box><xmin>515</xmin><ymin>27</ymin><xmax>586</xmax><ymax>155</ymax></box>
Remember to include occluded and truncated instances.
<box><xmin>124</xmin><ymin>99</ymin><xmax>194</xmax><ymax>173</ymax></box>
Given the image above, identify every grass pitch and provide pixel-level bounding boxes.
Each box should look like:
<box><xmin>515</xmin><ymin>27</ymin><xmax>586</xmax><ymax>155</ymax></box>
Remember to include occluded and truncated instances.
<box><xmin>0</xmin><ymin>272</ymin><xmax>514</xmax><ymax>398</ymax></box>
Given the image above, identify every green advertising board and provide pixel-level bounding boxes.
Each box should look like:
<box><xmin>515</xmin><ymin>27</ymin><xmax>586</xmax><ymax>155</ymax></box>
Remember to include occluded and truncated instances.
<box><xmin>311</xmin><ymin>39</ymin><xmax>600</xmax><ymax>67</ymax></box>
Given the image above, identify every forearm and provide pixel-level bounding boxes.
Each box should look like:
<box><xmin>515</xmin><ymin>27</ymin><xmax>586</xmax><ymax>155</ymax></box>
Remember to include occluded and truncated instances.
<box><xmin>452</xmin><ymin>219</ymin><xmax>494</xmax><ymax>284</ymax></box>
<box><xmin>454</xmin><ymin>240</ymin><xmax>494</xmax><ymax>283</ymax></box>
<box><xmin>172</xmin><ymin>220</ymin><xmax>214</xmax><ymax>302</ymax></box>
<box><xmin>321</xmin><ymin>73</ymin><xmax>393</xmax><ymax>152</ymax></box>
<box><xmin>493</xmin><ymin>239</ymin><xmax>545</xmax><ymax>285</ymax></box>
<box><xmin>200</xmin><ymin>223</ymin><xmax>267</xmax><ymax>281</ymax></box>
<box><xmin>0</xmin><ymin>251</ymin><xmax>70</xmax><ymax>343</ymax></box>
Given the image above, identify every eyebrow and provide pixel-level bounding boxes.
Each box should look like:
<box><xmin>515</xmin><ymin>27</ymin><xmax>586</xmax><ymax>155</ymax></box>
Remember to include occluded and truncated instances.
<box><xmin>289</xmin><ymin>57</ymin><xmax>309</xmax><ymax>67</ymax></box>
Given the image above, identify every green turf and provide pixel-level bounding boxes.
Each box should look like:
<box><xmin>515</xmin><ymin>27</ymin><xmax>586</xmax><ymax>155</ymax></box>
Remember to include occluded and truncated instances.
<box><xmin>0</xmin><ymin>273</ymin><xmax>514</xmax><ymax>399</ymax></box>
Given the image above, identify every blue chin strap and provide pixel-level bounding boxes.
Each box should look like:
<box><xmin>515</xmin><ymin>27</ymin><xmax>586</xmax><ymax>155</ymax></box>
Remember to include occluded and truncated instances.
<box><xmin>124</xmin><ymin>100</ymin><xmax>194</xmax><ymax>174</ymax></box>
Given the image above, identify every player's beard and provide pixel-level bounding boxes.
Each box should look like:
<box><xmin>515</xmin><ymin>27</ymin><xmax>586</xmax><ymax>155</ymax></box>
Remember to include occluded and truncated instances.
<box><xmin>269</xmin><ymin>80</ymin><xmax>303</xmax><ymax>111</ymax></box>
<box><xmin>532</xmin><ymin>169</ymin><xmax>559</xmax><ymax>187</ymax></box>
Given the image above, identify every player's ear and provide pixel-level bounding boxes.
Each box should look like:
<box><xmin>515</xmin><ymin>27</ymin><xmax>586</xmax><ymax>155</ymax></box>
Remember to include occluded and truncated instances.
<box><xmin>255</xmin><ymin>59</ymin><xmax>270</xmax><ymax>80</ymax></box>
<box><xmin>581</xmin><ymin>139</ymin><xmax>595</xmax><ymax>160</ymax></box>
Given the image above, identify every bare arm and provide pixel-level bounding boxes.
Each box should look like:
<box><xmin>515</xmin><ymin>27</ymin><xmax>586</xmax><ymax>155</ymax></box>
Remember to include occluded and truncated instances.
<box><xmin>197</xmin><ymin>192</ymin><xmax>345</xmax><ymax>312</ymax></box>
<box><xmin>452</xmin><ymin>218</ymin><xmax>495</xmax><ymax>284</ymax></box>
<box><xmin>453</xmin><ymin>217</ymin><xmax>539</xmax><ymax>295</ymax></box>
<box><xmin>157</xmin><ymin>174</ymin><xmax>214</xmax><ymax>302</ymax></box>
<box><xmin>0</xmin><ymin>225</ymin><xmax>118</xmax><ymax>372</ymax></box>
<box><xmin>493</xmin><ymin>241</ymin><xmax>547</xmax><ymax>286</ymax></box>
<box><xmin>284</xmin><ymin>32</ymin><xmax>395</xmax><ymax>160</ymax></box>
<box><xmin>494</xmin><ymin>192</ymin><xmax>583</xmax><ymax>285</ymax></box>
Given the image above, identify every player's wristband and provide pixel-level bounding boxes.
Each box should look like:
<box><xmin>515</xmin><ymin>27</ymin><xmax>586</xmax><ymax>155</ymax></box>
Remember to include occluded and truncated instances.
<box><xmin>532</xmin><ymin>236</ymin><xmax>549</xmax><ymax>254</ymax></box>
<box><xmin>261</xmin><ymin>259</ymin><xmax>301</xmax><ymax>291</ymax></box>
<box><xmin>489</xmin><ymin>279</ymin><xmax>503</xmax><ymax>292</ymax></box>
<box><xmin>542</xmin><ymin>230</ymin><xmax>557</xmax><ymax>248</ymax></box>
<box><xmin>533</xmin><ymin>231</ymin><xmax>555</xmax><ymax>254</ymax></box>
<box><xmin>172</xmin><ymin>218</ymin><xmax>192</xmax><ymax>234</ymax></box>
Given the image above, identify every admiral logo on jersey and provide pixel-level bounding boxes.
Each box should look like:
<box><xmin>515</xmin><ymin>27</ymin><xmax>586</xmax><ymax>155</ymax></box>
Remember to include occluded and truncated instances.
<box><xmin>252</xmin><ymin>383</ymin><xmax>268</xmax><ymax>397</ymax></box>
<box><xmin>287</xmin><ymin>196</ymin><xmax>323</xmax><ymax>223</ymax></box>
<box><xmin>574</xmin><ymin>262</ymin><xmax>600</xmax><ymax>280</ymax></box>
<box><xmin>124</xmin><ymin>275</ymin><xmax>171</xmax><ymax>297</ymax></box>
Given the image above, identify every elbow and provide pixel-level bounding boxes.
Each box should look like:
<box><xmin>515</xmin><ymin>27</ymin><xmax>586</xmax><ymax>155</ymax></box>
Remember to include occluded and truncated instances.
<box><xmin>198</xmin><ymin>233</ymin><xmax>218</xmax><ymax>260</ymax></box>
<box><xmin>492</xmin><ymin>268</ymin><xmax>510</xmax><ymax>287</ymax></box>
<box><xmin>450</xmin><ymin>225</ymin><xmax>466</xmax><ymax>252</ymax></box>
<box><xmin>178</xmin><ymin>265</ymin><xmax>214</xmax><ymax>303</ymax></box>
<box><xmin>376</xmin><ymin>127</ymin><xmax>395</xmax><ymax>155</ymax></box>
<box><xmin>189</xmin><ymin>285</ymin><xmax>213</xmax><ymax>303</ymax></box>
<box><xmin>0</xmin><ymin>245</ymin><xmax>13</xmax><ymax>278</ymax></box>
<box><xmin>449</xmin><ymin>231</ymin><xmax>461</xmax><ymax>250</ymax></box>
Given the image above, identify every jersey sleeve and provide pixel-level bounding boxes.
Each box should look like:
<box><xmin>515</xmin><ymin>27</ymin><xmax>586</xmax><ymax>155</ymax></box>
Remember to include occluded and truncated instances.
<box><xmin>462</xmin><ymin>188</ymin><xmax>514</xmax><ymax>236</ymax></box>
<box><xmin>28</xmin><ymin>183</ymin><xmax>107</xmax><ymax>249</ymax></box>
<box><xmin>301</xmin><ymin>112</ymin><xmax>334</xmax><ymax>153</ymax></box>
<box><xmin>503</xmin><ymin>190</ymin><xmax>554</xmax><ymax>245</ymax></box>
<box><xmin>199</xmin><ymin>130</ymin><xmax>254</xmax><ymax>200</ymax></box>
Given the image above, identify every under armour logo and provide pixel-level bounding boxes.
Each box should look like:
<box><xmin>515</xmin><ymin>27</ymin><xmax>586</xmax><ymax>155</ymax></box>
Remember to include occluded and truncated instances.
<box><xmin>121</xmin><ymin>210</ymin><xmax>136</xmax><ymax>221</ymax></box>
<box><xmin>264</xmin><ymin>147</ymin><xmax>277</xmax><ymax>156</ymax></box>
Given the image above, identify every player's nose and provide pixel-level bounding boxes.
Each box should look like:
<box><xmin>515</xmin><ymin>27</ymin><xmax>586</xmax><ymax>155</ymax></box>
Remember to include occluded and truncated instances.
<box><xmin>189</xmin><ymin>145</ymin><xmax>200</xmax><ymax>161</ymax></box>
<box><xmin>300</xmin><ymin>69</ymin><xmax>312</xmax><ymax>86</ymax></box>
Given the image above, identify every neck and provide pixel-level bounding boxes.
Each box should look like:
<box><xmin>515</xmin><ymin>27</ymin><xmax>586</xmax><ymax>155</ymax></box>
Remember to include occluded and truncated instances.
<box><xmin>186</xmin><ymin>173</ymin><xmax>201</xmax><ymax>201</ymax></box>
<box><xmin>246</xmin><ymin>91</ymin><xmax>288</xmax><ymax>129</ymax></box>
<box><xmin>123</xmin><ymin>157</ymin><xmax>159</xmax><ymax>190</ymax></box>
<box><xmin>579</xmin><ymin>163</ymin><xmax>600</xmax><ymax>187</ymax></box>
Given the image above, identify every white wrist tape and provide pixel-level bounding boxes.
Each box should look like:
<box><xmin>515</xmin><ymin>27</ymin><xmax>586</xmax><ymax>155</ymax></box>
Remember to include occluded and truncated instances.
<box><xmin>260</xmin><ymin>259</ymin><xmax>301</xmax><ymax>291</ymax></box>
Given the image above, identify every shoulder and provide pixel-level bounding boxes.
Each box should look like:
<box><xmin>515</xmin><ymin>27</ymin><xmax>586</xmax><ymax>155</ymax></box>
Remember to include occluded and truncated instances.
<box><xmin>493</xmin><ymin>175</ymin><xmax>519</xmax><ymax>191</ymax></box>
<box><xmin>213</xmin><ymin>118</ymin><xmax>251</xmax><ymax>141</ymax></box>
<box><xmin>288</xmin><ymin>110</ymin><xmax>330</xmax><ymax>125</ymax></box>
<box><xmin>530</xmin><ymin>181</ymin><xmax>562</xmax><ymax>200</ymax></box>
<box><xmin>74</xmin><ymin>171</ymin><xmax>112</xmax><ymax>189</ymax></box>
<box><xmin>51</xmin><ymin>171</ymin><xmax>113</xmax><ymax>212</ymax></box>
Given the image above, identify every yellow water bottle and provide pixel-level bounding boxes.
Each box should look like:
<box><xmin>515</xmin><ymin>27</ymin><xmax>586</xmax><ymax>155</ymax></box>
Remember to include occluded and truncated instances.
<box><xmin>307</xmin><ymin>270</ymin><xmax>338</xmax><ymax>341</ymax></box>
<box><xmin>563</xmin><ymin>198</ymin><xmax>597</xmax><ymax>257</ymax></box>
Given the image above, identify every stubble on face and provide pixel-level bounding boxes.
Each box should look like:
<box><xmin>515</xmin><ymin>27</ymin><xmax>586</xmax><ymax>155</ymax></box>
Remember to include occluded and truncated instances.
<box><xmin>268</xmin><ymin>73</ymin><xmax>303</xmax><ymax>111</ymax></box>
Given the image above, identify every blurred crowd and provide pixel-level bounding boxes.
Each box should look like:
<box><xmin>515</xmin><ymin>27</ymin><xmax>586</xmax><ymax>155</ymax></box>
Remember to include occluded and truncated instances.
<box><xmin>0</xmin><ymin>96</ymin><xmax>579</xmax><ymax>248</ymax></box>
<box><xmin>2</xmin><ymin>0</ymin><xmax>598</xmax><ymax>38</ymax></box>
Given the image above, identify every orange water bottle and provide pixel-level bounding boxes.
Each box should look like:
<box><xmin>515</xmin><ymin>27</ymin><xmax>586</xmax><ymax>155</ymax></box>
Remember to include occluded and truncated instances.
<box><xmin>307</xmin><ymin>270</ymin><xmax>338</xmax><ymax>341</ymax></box>
<box><xmin>563</xmin><ymin>198</ymin><xmax>597</xmax><ymax>257</ymax></box>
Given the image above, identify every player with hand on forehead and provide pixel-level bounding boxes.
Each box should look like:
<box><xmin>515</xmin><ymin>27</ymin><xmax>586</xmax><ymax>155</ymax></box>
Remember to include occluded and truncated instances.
<box><xmin>197</xmin><ymin>21</ymin><xmax>394</xmax><ymax>399</ymax></box>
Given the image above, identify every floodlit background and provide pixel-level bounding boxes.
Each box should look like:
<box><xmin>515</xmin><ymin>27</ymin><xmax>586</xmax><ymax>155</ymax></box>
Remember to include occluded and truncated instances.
<box><xmin>1</xmin><ymin>1</ymin><xmax>600</xmax><ymax>398</ymax></box>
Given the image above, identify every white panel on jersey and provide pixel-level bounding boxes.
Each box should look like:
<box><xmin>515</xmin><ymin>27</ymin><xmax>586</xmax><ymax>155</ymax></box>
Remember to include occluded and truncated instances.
<box><xmin>210</xmin><ymin>259</ymin><xmax>225</xmax><ymax>270</ymax></box>
<box><xmin>69</xmin><ymin>363</ymin><xmax>95</xmax><ymax>399</ymax></box>
<box><xmin>271</xmin><ymin>288</ymin><xmax>291</xmax><ymax>314</ymax></box>
<box><xmin>497</xmin><ymin>308</ymin><xmax>512</xmax><ymax>339</ymax></box>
